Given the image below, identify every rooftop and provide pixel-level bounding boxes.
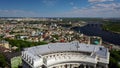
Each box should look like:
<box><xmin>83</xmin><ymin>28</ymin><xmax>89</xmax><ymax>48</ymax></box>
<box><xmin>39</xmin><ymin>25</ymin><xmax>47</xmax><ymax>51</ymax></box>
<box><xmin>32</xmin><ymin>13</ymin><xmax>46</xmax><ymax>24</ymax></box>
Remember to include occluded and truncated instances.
<box><xmin>23</xmin><ymin>41</ymin><xmax>108</xmax><ymax>58</ymax></box>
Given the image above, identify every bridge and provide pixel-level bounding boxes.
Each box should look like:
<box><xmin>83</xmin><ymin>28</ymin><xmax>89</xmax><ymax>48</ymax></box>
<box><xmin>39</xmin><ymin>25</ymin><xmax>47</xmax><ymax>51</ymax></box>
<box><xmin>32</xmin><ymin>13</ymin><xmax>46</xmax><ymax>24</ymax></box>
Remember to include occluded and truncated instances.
<box><xmin>87</xmin><ymin>22</ymin><xmax>103</xmax><ymax>27</ymax></box>
<box><xmin>86</xmin><ymin>23</ymin><xmax>103</xmax><ymax>27</ymax></box>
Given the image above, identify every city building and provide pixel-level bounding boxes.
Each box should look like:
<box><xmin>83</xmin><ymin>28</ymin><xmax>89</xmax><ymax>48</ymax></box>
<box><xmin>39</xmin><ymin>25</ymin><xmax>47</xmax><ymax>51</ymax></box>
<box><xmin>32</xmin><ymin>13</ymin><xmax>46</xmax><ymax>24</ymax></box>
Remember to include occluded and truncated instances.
<box><xmin>22</xmin><ymin>41</ymin><xmax>110</xmax><ymax>68</ymax></box>
<box><xmin>0</xmin><ymin>40</ymin><xmax>11</xmax><ymax>49</ymax></box>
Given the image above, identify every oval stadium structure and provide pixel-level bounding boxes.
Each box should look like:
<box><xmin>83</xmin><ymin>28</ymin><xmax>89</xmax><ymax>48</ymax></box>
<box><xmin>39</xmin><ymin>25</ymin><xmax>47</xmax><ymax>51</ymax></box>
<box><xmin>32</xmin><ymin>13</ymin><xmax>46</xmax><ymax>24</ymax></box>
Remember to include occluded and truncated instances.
<box><xmin>22</xmin><ymin>41</ymin><xmax>110</xmax><ymax>68</ymax></box>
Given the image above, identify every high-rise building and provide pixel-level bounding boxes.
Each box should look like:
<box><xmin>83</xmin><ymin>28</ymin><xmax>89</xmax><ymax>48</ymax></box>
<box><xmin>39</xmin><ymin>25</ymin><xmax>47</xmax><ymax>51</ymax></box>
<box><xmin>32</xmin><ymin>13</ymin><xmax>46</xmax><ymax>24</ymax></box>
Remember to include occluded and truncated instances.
<box><xmin>22</xmin><ymin>41</ymin><xmax>109</xmax><ymax>68</ymax></box>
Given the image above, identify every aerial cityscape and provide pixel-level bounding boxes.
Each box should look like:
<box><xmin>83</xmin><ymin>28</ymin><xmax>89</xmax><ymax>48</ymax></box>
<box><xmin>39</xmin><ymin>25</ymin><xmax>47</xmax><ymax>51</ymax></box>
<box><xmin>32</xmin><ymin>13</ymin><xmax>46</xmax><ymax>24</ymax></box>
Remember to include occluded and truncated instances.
<box><xmin>0</xmin><ymin>0</ymin><xmax>120</xmax><ymax>68</ymax></box>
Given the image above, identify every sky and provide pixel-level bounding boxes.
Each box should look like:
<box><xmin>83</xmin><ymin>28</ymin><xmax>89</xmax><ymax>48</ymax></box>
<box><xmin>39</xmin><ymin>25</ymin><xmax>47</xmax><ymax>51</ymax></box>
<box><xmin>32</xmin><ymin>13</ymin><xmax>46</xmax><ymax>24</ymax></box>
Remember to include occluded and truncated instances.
<box><xmin>0</xmin><ymin>0</ymin><xmax>120</xmax><ymax>17</ymax></box>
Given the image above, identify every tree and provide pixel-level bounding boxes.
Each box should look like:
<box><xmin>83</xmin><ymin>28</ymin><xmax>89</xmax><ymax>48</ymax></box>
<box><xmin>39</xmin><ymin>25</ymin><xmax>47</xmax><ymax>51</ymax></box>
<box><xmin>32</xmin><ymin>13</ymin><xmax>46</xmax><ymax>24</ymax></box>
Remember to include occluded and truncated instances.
<box><xmin>0</xmin><ymin>53</ymin><xmax>7</xmax><ymax>67</ymax></box>
<box><xmin>5</xmin><ymin>38</ymin><xmax>47</xmax><ymax>51</ymax></box>
<box><xmin>109</xmin><ymin>50</ymin><xmax>120</xmax><ymax>68</ymax></box>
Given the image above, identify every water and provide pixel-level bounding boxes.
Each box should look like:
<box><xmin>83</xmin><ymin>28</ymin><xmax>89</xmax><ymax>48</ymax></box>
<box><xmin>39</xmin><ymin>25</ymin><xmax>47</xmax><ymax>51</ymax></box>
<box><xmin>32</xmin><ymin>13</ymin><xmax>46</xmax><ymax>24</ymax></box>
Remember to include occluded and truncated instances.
<box><xmin>72</xmin><ymin>23</ymin><xmax>120</xmax><ymax>45</ymax></box>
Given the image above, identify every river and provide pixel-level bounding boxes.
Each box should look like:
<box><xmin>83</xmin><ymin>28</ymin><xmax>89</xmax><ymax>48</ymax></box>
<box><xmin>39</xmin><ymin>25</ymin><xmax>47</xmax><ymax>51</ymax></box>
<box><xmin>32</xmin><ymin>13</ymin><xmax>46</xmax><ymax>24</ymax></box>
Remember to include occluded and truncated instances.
<box><xmin>71</xmin><ymin>23</ymin><xmax>120</xmax><ymax>45</ymax></box>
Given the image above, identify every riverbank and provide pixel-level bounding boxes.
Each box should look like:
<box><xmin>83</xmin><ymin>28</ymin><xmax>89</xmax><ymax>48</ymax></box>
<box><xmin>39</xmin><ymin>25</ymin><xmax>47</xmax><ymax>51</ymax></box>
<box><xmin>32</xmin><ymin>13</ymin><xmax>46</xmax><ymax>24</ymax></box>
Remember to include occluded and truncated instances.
<box><xmin>102</xmin><ymin>22</ymin><xmax>120</xmax><ymax>34</ymax></box>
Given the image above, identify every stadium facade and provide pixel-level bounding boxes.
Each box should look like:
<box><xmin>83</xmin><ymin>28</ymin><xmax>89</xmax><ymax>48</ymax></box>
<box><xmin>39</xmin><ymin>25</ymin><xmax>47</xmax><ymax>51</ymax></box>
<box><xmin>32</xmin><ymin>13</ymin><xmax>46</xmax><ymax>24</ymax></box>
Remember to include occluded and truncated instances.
<box><xmin>22</xmin><ymin>41</ymin><xmax>110</xmax><ymax>68</ymax></box>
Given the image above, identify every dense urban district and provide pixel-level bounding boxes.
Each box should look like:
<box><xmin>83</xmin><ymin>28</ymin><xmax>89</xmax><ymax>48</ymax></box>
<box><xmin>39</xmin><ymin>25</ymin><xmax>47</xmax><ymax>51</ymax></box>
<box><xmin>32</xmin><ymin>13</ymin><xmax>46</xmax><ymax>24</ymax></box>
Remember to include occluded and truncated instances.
<box><xmin>0</xmin><ymin>17</ymin><xmax>120</xmax><ymax>68</ymax></box>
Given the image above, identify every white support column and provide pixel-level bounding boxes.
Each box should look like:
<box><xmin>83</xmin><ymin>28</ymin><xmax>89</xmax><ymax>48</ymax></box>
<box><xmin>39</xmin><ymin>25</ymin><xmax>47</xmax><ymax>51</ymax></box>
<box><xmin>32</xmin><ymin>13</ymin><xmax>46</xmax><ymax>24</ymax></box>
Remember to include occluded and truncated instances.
<box><xmin>88</xmin><ymin>65</ymin><xmax>91</xmax><ymax>68</ymax></box>
<box><xmin>57</xmin><ymin>66</ymin><xmax>60</xmax><ymax>68</ymax></box>
<box><xmin>66</xmin><ymin>64</ymin><xmax>69</xmax><ymax>68</ymax></box>
<box><xmin>61</xmin><ymin>65</ymin><xmax>63</xmax><ymax>68</ymax></box>
<box><xmin>105</xmin><ymin>65</ymin><xmax>108</xmax><ymax>68</ymax></box>
<box><xmin>94</xmin><ymin>65</ymin><xmax>96</xmax><ymax>68</ymax></box>
<box><xmin>71</xmin><ymin>64</ymin><xmax>74</xmax><ymax>68</ymax></box>
<box><xmin>84</xmin><ymin>64</ymin><xmax>86</xmax><ymax>68</ymax></box>
<box><xmin>67</xmin><ymin>64</ymin><xmax>70</xmax><ymax>68</ymax></box>
<box><xmin>59</xmin><ymin>65</ymin><xmax>62</xmax><ymax>68</ymax></box>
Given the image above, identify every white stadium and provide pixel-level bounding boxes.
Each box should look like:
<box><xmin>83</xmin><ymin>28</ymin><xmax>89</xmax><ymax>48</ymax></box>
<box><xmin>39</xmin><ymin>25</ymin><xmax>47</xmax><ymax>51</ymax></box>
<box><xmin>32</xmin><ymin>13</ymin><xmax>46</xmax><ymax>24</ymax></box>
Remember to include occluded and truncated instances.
<box><xmin>21</xmin><ymin>41</ymin><xmax>110</xmax><ymax>68</ymax></box>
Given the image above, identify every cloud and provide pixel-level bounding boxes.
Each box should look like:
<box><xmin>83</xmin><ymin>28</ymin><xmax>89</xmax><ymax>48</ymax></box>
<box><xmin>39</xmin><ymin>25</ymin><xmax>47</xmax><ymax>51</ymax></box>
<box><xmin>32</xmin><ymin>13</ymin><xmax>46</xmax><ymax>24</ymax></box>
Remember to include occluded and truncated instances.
<box><xmin>42</xmin><ymin>0</ymin><xmax>57</xmax><ymax>6</ymax></box>
<box><xmin>70</xmin><ymin>2</ymin><xmax>74</xmax><ymax>5</ymax></box>
<box><xmin>59</xmin><ymin>3</ymin><xmax>120</xmax><ymax>17</ymax></box>
<box><xmin>93</xmin><ymin>3</ymin><xmax>120</xmax><ymax>10</ymax></box>
<box><xmin>88</xmin><ymin>0</ymin><xmax>114</xmax><ymax>3</ymax></box>
<box><xmin>73</xmin><ymin>6</ymin><xmax>78</xmax><ymax>9</ymax></box>
<box><xmin>0</xmin><ymin>10</ymin><xmax>37</xmax><ymax>17</ymax></box>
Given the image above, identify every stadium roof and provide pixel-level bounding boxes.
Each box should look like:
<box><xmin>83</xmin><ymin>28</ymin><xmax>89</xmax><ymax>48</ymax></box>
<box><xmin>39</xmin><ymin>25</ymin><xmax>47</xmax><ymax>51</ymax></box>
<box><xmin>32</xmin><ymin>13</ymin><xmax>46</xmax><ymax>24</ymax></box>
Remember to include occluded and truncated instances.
<box><xmin>23</xmin><ymin>41</ymin><xmax>108</xmax><ymax>58</ymax></box>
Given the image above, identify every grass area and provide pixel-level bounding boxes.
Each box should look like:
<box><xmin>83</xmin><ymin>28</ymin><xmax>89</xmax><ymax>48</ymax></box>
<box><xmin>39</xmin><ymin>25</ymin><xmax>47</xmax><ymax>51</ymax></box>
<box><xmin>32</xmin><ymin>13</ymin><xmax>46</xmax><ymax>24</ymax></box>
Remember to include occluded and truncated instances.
<box><xmin>103</xmin><ymin>22</ymin><xmax>120</xmax><ymax>33</ymax></box>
